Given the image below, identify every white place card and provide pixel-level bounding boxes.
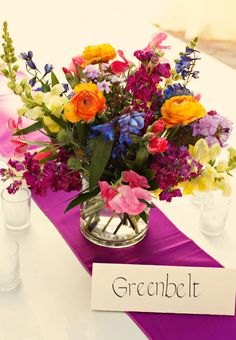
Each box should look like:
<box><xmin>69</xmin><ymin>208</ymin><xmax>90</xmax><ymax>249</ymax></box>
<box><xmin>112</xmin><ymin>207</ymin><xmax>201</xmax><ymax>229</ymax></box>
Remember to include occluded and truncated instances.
<box><xmin>91</xmin><ymin>263</ymin><xmax>236</xmax><ymax>315</ymax></box>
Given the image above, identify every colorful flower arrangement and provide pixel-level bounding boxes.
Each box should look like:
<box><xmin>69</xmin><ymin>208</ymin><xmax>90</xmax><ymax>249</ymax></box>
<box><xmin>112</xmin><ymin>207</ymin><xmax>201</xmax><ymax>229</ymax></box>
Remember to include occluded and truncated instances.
<box><xmin>1</xmin><ymin>22</ymin><xmax>236</xmax><ymax>226</ymax></box>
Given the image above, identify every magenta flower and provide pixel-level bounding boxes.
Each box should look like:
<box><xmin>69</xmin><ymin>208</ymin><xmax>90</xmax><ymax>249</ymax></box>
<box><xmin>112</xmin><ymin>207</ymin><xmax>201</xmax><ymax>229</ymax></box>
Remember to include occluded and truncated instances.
<box><xmin>122</xmin><ymin>170</ymin><xmax>150</xmax><ymax>188</ymax></box>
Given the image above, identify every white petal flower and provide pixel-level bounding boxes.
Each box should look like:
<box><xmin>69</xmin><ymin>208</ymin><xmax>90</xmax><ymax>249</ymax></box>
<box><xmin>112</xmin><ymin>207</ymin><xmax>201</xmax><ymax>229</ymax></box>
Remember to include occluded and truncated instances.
<box><xmin>50</xmin><ymin>84</ymin><xmax>65</xmax><ymax>96</ymax></box>
<box><xmin>25</xmin><ymin>106</ymin><xmax>44</xmax><ymax>120</ymax></box>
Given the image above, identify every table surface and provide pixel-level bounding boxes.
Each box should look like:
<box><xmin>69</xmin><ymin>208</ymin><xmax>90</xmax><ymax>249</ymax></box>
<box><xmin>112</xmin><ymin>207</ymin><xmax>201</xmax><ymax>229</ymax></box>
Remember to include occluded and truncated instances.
<box><xmin>0</xmin><ymin>17</ymin><xmax>236</xmax><ymax>340</ymax></box>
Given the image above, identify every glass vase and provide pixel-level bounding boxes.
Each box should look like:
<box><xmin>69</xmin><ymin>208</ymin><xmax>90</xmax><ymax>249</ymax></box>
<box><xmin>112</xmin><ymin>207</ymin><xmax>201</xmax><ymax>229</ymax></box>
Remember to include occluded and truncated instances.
<box><xmin>80</xmin><ymin>193</ymin><xmax>149</xmax><ymax>248</ymax></box>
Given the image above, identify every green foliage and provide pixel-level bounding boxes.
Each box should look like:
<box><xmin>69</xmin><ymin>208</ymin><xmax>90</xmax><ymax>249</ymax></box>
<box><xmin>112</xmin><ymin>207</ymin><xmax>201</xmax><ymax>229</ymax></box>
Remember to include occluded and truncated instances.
<box><xmin>51</xmin><ymin>71</ymin><xmax>59</xmax><ymax>87</ymax></box>
<box><xmin>89</xmin><ymin>135</ymin><xmax>113</xmax><ymax>191</ymax></box>
<box><xmin>13</xmin><ymin>121</ymin><xmax>43</xmax><ymax>136</ymax></box>
<box><xmin>67</xmin><ymin>157</ymin><xmax>82</xmax><ymax>170</ymax></box>
<box><xmin>64</xmin><ymin>187</ymin><xmax>100</xmax><ymax>212</ymax></box>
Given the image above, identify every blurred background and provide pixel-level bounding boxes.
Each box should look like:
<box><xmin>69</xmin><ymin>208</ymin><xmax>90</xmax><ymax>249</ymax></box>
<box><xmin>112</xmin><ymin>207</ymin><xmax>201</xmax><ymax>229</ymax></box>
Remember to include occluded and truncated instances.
<box><xmin>0</xmin><ymin>0</ymin><xmax>236</xmax><ymax>69</ymax></box>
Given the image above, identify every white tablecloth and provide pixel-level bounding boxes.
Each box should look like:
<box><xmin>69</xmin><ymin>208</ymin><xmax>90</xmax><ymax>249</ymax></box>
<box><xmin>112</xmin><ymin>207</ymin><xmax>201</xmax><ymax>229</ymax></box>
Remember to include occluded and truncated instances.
<box><xmin>0</xmin><ymin>4</ymin><xmax>236</xmax><ymax>339</ymax></box>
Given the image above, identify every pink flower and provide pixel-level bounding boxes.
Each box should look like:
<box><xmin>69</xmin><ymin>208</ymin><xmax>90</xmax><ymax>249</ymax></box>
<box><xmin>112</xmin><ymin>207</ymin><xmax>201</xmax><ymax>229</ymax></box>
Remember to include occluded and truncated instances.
<box><xmin>151</xmin><ymin>119</ymin><xmax>165</xmax><ymax>134</ymax></box>
<box><xmin>110</xmin><ymin>50</ymin><xmax>131</xmax><ymax>75</ymax></box>
<box><xmin>148</xmin><ymin>136</ymin><xmax>168</xmax><ymax>154</ymax></box>
<box><xmin>109</xmin><ymin>185</ymin><xmax>151</xmax><ymax>215</ymax></box>
<box><xmin>99</xmin><ymin>181</ymin><xmax>118</xmax><ymax>210</ymax></box>
<box><xmin>123</xmin><ymin>170</ymin><xmax>150</xmax><ymax>188</ymax></box>
<box><xmin>7</xmin><ymin>117</ymin><xmax>29</xmax><ymax>157</ymax></box>
<box><xmin>99</xmin><ymin>182</ymin><xmax>151</xmax><ymax>215</ymax></box>
<box><xmin>143</xmin><ymin>32</ymin><xmax>170</xmax><ymax>52</ymax></box>
<box><xmin>10</xmin><ymin>139</ymin><xmax>28</xmax><ymax>157</ymax></box>
<box><xmin>194</xmin><ymin>93</ymin><xmax>201</xmax><ymax>101</ymax></box>
<box><xmin>7</xmin><ymin>117</ymin><xmax>23</xmax><ymax>130</ymax></box>
<box><xmin>68</xmin><ymin>55</ymin><xmax>85</xmax><ymax>74</ymax></box>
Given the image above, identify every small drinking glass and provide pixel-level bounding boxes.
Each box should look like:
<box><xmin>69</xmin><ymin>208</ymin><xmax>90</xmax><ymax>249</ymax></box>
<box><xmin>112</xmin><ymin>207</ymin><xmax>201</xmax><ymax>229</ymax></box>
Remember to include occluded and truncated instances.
<box><xmin>0</xmin><ymin>239</ymin><xmax>20</xmax><ymax>292</ymax></box>
<box><xmin>1</xmin><ymin>187</ymin><xmax>31</xmax><ymax>231</ymax></box>
<box><xmin>200</xmin><ymin>191</ymin><xmax>231</xmax><ymax>236</ymax></box>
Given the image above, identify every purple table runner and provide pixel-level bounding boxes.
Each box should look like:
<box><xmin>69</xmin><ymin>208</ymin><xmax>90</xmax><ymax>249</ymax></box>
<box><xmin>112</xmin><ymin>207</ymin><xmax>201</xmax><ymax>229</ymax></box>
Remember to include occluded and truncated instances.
<box><xmin>33</xmin><ymin>190</ymin><xmax>236</xmax><ymax>340</ymax></box>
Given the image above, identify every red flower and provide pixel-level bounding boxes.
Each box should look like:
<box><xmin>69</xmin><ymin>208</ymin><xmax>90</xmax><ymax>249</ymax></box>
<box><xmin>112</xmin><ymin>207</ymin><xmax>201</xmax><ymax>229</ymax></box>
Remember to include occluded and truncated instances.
<box><xmin>33</xmin><ymin>151</ymin><xmax>53</xmax><ymax>161</ymax></box>
<box><xmin>148</xmin><ymin>136</ymin><xmax>168</xmax><ymax>154</ymax></box>
<box><xmin>110</xmin><ymin>50</ymin><xmax>131</xmax><ymax>75</ymax></box>
<box><xmin>152</xmin><ymin>119</ymin><xmax>165</xmax><ymax>134</ymax></box>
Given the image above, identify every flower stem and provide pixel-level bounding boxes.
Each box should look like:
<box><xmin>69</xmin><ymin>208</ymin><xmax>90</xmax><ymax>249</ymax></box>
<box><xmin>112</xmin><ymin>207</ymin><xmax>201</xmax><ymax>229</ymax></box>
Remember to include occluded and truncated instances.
<box><xmin>102</xmin><ymin>212</ymin><xmax>115</xmax><ymax>232</ymax></box>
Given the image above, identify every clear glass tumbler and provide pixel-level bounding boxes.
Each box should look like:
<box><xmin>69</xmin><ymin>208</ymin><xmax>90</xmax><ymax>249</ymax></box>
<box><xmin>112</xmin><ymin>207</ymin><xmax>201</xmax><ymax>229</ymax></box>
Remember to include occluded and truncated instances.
<box><xmin>1</xmin><ymin>187</ymin><xmax>31</xmax><ymax>231</ymax></box>
<box><xmin>0</xmin><ymin>239</ymin><xmax>20</xmax><ymax>292</ymax></box>
<box><xmin>200</xmin><ymin>191</ymin><xmax>231</xmax><ymax>236</ymax></box>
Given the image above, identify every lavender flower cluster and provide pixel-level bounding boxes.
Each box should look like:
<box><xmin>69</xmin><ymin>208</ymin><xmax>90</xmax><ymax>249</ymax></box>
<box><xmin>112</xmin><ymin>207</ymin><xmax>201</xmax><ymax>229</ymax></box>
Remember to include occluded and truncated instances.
<box><xmin>192</xmin><ymin>111</ymin><xmax>233</xmax><ymax>146</ymax></box>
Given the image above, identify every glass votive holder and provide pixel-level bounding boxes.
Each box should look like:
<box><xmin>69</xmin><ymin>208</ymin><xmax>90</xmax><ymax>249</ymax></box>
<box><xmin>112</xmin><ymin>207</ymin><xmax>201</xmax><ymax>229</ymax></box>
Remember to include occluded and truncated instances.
<box><xmin>1</xmin><ymin>187</ymin><xmax>31</xmax><ymax>231</ymax></box>
<box><xmin>0</xmin><ymin>239</ymin><xmax>20</xmax><ymax>292</ymax></box>
<box><xmin>200</xmin><ymin>191</ymin><xmax>231</xmax><ymax>236</ymax></box>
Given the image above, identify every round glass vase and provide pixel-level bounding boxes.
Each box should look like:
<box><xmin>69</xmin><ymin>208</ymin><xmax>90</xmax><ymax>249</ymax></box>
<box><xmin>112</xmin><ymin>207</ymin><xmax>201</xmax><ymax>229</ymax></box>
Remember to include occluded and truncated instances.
<box><xmin>80</xmin><ymin>194</ymin><xmax>149</xmax><ymax>248</ymax></box>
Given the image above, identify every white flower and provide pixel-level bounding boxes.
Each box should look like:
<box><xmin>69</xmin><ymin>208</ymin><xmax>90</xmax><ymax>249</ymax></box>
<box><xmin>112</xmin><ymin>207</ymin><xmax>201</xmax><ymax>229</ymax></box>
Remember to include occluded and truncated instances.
<box><xmin>44</xmin><ymin>95</ymin><xmax>68</xmax><ymax>117</ymax></box>
<box><xmin>17</xmin><ymin>105</ymin><xmax>28</xmax><ymax>116</ymax></box>
<box><xmin>33</xmin><ymin>92</ymin><xmax>44</xmax><ymax>105</ymax></box>
<box><xmin>50</xmin><ymin>84</ymin><xmax>65</xmax><ymax>96</ymax></box>
<box><xmin>25</xmin><ymin>106</ymin><xmax>44</xmax><ymax>120</ymax></box>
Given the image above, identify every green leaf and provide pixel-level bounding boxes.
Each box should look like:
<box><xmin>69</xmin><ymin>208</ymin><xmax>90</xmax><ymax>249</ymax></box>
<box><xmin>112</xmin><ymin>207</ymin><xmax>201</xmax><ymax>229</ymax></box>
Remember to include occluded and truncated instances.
<box><xmin>134</xmin><ymin>147</ymin><xmax>149</xmax><ymax>166</ymax></box>
<box><xmin>67</xmin><ymin>157</ymin><xmax>81</xmax><ymax>170</ymax></box>
<box><xmin>139</xmin><ymin>199</ymin><xmax>154</xmax><ymax>208</ymax></box>
<box><xmin>51</xmin><ymin>71</ymin><xmax>59</xmax><ymax>87</ymax></box>
<box><xmin>13</xmin><ymin>121</ymin><xmax>43</xmax><ymax>136</ymax></box>
<box><xmin>139</xmin><ymin>211</ymin><xmax>148</xmax><ymax>224</ymax></box>
<box><xmin>64</xmin><ymin>187</ymin><xmax>100</xmax><ymax>212</ymax></box>
<box><xmin>89</xmin><ymin>135</ymin><xmax>113</xmax><ymax>191</ymax></box>
<box><xmin>45</xmin><ymin>112</ymin><xmax>67</xmax><ymax>129</ymax></box>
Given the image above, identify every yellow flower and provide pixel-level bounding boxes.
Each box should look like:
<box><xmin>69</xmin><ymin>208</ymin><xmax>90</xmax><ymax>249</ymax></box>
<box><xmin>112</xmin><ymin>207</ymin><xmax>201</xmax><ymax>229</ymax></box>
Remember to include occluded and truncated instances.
<box><xmin>216</xmin><ymin>160</ymin><xmax>228</xmax><ymax>172</ymax></box>
<box><xmin>189</xmin><ymin>139</ymin><xmax>220</xmax><ymax>165</ymax></box>
<box><xmin>64</xmin><ymin>83</ymin><xmax>106</xmax><ymax>123</ymax></box>
<box><xmin>160</xmin><ymin>96</ymin><xmax>206</xmax><ymax>128</ymax></box>
<box><xmin>82</xmin><ymin>44</ymin><xmax>116</xmax><ymax>65</ymax></box>
<box><xmin>43</xmin><ymin>116</ymin><xmax>60</xmax><ymax>133</ymax></box>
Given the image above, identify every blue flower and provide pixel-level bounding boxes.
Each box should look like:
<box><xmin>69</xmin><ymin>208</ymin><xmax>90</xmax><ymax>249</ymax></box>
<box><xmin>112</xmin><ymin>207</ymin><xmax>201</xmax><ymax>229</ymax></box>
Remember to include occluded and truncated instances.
<box><xmin>91</xmin><ymin>121</ymin><xmax>114</xmax><ymax>141</ymax></box>
<box><xmin>164</xmin><ymin>83</ymin><xmax>192</xmax><ymax>99</ymax></box>
<box><xmin>112</xmin><ymin>143</ymin><xmax>127</xmax><ymax>160</ymax></box>
<box><xmin>27</xmin><ymin>60</ymin><xmax>37</xmax><ymax>70</ymax></box>
<box><xmin>29</xmin><ymin>78</ymin><xmax>36</xmax><ymax>87</ymax></box>
<box><xmin>44</xmin><ymin>63</ymin><xmax>53</xmax><ymax>75</ymax></box>
<box><xmin>20</xmin><ymin>51</ymin><xmax>33</xmax><ymax>61</ymax></box>
<box><xmin>62</xmin><ymin>83</ymin><xmax>69</xmax><ymax>92</ymax></box>
<box><xmin>118</xmin><ymin>111</ymin><xmax>144</xmax><ymax>145</ymax></box>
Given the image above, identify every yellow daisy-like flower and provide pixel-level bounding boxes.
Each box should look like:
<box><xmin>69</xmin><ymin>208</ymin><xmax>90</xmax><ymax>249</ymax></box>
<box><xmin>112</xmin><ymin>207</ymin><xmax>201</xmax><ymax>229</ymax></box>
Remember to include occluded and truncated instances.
<box><xmin>160</xmin><ymin>95</ymin><xmax>206</xmax><ymax>128</ymax></box>
<box><xmin>82</xmin><ymin>44</ymin><xmax>116</xmax><ymax>65</ymax></box>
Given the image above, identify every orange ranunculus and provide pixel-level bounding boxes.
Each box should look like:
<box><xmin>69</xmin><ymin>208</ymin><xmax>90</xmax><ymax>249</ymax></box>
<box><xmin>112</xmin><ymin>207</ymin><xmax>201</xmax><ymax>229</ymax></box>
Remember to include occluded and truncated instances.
<box><xmin>160</xmin><ymin>95</ymin><xmax>206</xmax><ymax>128</ymax></box>
<box><xmin>82</xmin><ymin>44</ymin><xmax>116</xmax><ymax>65</ymax></box>
<box><xmin>64</xmin><ymin>83</ymin><xmax>106</xmax><ymax>123</ymax></box>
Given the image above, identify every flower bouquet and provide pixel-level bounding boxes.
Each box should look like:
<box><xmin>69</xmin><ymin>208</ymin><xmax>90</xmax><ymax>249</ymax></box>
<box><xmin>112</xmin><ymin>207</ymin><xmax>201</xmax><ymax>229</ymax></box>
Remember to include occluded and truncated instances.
<box><xmin>1</xmin><ymin>22</ymin><xmax>236</xmax><ymax>247</ymax></box>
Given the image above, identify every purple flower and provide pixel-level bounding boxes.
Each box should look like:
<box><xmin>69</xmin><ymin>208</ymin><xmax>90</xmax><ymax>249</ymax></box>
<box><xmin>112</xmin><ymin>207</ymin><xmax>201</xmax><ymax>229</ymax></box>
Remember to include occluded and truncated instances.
<box><xmin>8</xmin><ymin>159</ymin><xmax>24</xmax><ymax>171</ymax></box>
<box><xmin>84</xmin><ymin>65</ymin><xmax>100</xmax><ymax>79</ymax></box>
<box><xmin>7</xmin><ymin>180</ymin><xmax>22</xmax><ymax>194</ymax></box>
<box><xmin>150</xmin><ymin>144</ymin><xmax>202</xmax><ymax>195</ymax></box>
<box><xmin>159</xmin><ymin>188</ymin><xmax>182</xmax><ymax>202</ymax></box>
<box><xmin>97</xmin><ymin>80</ymin><xmax>111</xmax><ymax>94</ymax></box>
